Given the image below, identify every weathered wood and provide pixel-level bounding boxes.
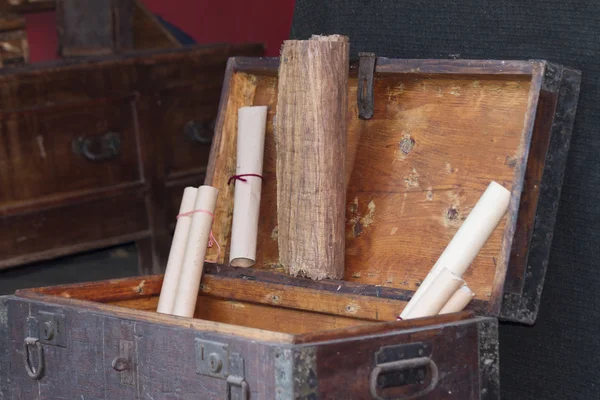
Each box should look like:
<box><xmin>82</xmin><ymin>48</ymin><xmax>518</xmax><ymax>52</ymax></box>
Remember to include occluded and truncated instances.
<box><xmin>0</xmin><ymin>13</ymin><xmax>27</xmax><ymax>67</ymax></box>
<box><xmin>114</xmin><ymin>296</ymin><xmax>373</xmax><ymax>334</ymax></box>
<box><xmin>0</xmin><ymin>44</ymin><xmax>264</xmax><ymax>273</ymax></box>
<box><xmin>0</xmin><ymin>192</ymin><xmax>151</xmax><ymax>270</ymax></box>
<box><xmin>501</xmin><ymin>65</ymin><xmax>582</xmax><ymax>323</ymax></box>
<box><xmin>3</xmin><ymin>294</ymin><xmax>498</xmax><ymax>399</ymax></box>
<box><xmin>132</xmin><ymin>0</ymin><xmax>182</xmax><ymax>50</ymax></box>
<box><xmin>22</xmin><ymin>265</ymin><xmax>490</xmax><ymax>320</ymax></box>
<box><xmin>57</xmin><ymin>0</ymin><xmax>120</xmax><ymax>57</ymax></box>
<box><xmin>275</xmin><ymin>35</ymin><xmax>349</xmax><ymax>280</ymax></box>
<box><xmin>0</xmin><ymin>0</ymin><xmax>55</xmax><ymax>14</ymax></box>
<box><xmin>293</xmin><ymin>310</ymin><xmax>474</xmax><ymax>344</ymax></box>
<box><xmin>274</xmin><ymin>317</ymin><xmax>494</xmax><ymax>399</ymax></box>
<box><xmin>15</xmin><ymin>292</ymin><xmax>295</xmax><ymax>343</ymax></box>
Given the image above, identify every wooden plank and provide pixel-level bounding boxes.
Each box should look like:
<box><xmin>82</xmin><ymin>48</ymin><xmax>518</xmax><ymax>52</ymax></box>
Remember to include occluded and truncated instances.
<box><xmin>0</xmin><ymin>192</ymin><xmax>150</xmax><ymax>270</ymax></box>
<box><xmin>132</xmin><ymin>0</ymin><xmax>181</xmax><ymax>50</ymax></box>
<box><xmin>20</xmin><ymin>265</ymin><xmax>489</xmax><ymax>318</ymax></box>
<box><xmin>487</xmin><ymin>61</ymin><xmax>544</xmax><ymax>315</ymax></box>
<box><xmin>57</xmin><ymin>0</ymin><xmax>115</xmax><ymax>57</ymax></box>
<box><xmin>198</xmin><ymin>274</ymin><xmax>404</xmax><ymax>321</ymax></box>
<box><xmin>232</xmin><ymin>57</ymin><xmax>536</xmax><ymax>76</ymax></box>
<box><xmin>0</xmin><ymin>0</ymin><xmax>55</xmax><ymax>14</ymax></box>
<box><xmin>112</xmin><ymin>296</ymin><xmax>373</xmax><ymax>335</ymax></box>
<box><xmin>501</xmin><ymin>66</ymin><xmax>582</xmax><ymax>323</ymax></box>
<box><xmin>309</xmin><ymin>318</ymin><xmax>484</xmax><ymax>399</ymax></box>
<box><xmin>15</xmin><ymin>292</ymin><xmax>295</xmax><ymax>343</ymax></box>
<box><xmin>204</xmin><ymin>70</ymin><xmax>260</xmax><ymax>263</ymax></box>
<box><xmin>19</xmin><ymin>275</ymin><xmax>163</xmax><ymax>301</ymax></box>
<box><xmin>293</xmin><ymin>310</ymin><xmax>474</xmax><ymax>344</ymax></box>
<box><xmin>4</xmin><ymin>295</ymin><xmax>282</xmax><ymax>399</ymax></box>
<box><xmin>0</xmin><ymin>96</ymin><xmax>142</xmax><ymax>206</ymax></box>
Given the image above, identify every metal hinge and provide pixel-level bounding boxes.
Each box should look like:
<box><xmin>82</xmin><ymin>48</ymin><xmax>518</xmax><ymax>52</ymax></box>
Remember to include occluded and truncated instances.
<box><xmin>195</xmin><ymin>338</ymin><xmax>248</xmax><ymax>400</ymax></box>
<box><xmin>358</xmin><ymin>52</ymin><xmax>377</xmax><ymax>120</ymax></box>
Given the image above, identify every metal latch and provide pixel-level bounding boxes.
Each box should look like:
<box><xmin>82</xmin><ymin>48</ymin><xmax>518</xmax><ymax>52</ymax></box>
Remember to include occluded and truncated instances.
<box><xmin>358</xmin><ymin>52</ymin><xmax>377</xmax><ymax>120</ymax></box>
<box><xmin>370</xmin><ymin>342</ymin><xmax>439</xmax><ymax>400</ymax></box>
<box><xmin>196</xmin><ymin>338</ymin><xmax>248</xmax><ymax>400</ymax></box>
<box><xmin>111</xmin><ymin>340</ymin><xmax>135</xmax><ymax>386</ymax></box>
<box><xmin>23</xmin><ymin>311</ymin><xmax>66</xmax><ymax>380</ymax></box>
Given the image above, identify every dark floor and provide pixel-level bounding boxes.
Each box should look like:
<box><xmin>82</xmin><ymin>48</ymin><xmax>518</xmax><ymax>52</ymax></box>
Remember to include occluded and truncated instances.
<box><xmin>0</xmin><ymin>243</ymin><xmax>140</xmax><ymax>295</ymax></box>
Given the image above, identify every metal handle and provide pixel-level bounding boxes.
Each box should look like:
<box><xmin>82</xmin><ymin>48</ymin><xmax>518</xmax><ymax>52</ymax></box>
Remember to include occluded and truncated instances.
<box><xmin>72</xmin><ymin>131</ymin><xmax>121</xmax><ymax>161</ymax></box>
<box><xmin>111</xmin><ymin>357</ymin><xmax>130</xmax><ymax>372</ymax></box>
<box><xmin>184</xmin><ymin>119</ymin><xmax>214</xmax><ymax>144</ymax></box>
<box><xmin>23</xmin><ymin>337</ymin><xmax>44</xmax><ymax>380</ymax></box>
<box><xmin>369</xmin><ymin>357</ymin><xmax>439</xmax><ymax>400</ymax></box>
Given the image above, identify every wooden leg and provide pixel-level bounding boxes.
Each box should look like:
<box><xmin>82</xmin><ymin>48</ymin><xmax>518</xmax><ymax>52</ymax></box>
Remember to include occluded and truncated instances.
<box><xmin>136</xmin><ymin>237</ymin><xmax>158</xmax><ymax>275</ymax></box>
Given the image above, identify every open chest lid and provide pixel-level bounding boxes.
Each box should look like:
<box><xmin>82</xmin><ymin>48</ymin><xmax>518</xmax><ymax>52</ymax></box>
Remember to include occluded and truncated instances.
<box><xmin>203</xmin><ymin>55</ymin><xmax>581</xmax><ymax>325</ymax></box>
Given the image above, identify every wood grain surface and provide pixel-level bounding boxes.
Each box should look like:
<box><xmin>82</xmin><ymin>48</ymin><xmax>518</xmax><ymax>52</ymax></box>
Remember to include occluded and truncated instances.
<box><xmin>207</xmin><ymin>65</ymin><xmax>533</xmax><ymax>305</ymax></box>
<box><xmin>275</xmin><ymin>35</ymin><xmax>349</xmax><ymax>280</ymax></box>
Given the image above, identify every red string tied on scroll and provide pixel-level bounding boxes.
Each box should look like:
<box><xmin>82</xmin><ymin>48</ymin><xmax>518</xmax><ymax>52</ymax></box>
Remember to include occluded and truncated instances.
<box><xmin>176</xmin><ymin>209</ymin><xmax>220</xmax><ymax>263</ymax></box>
<box><xmin>227</xmin><ymin>174</ymin><xmax>264</xmax><ymax>185</ymax></box>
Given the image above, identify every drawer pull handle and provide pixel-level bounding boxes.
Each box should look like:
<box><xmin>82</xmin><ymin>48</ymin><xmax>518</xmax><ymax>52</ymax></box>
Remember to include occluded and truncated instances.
<box><xmin>184</xmin><ymin>119</ymin><xmax>214</xmax><ymax>144</ymax></box>
<box><xmin>72</xmin><ymin>131</ymin><xmax>121</xmax><ymax>161</ymax></box>
<box><xmin>23</xmin><ymin>337</ymin><xmax>44</xmax><ymax>380</ymax></box>
<box><xmin>111</xmin><ymin>357</ymin><xmax>130</xmax><ymax>372</ymax></box>
<box><xmin>369</xmin><ymin>357</ymin><xmax>439</xmax><ymax>400</ymax></box>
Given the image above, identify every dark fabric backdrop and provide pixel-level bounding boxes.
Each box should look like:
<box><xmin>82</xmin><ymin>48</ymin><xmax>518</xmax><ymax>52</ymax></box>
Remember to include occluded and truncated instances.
<box><xmin>290</xmin><ymin>1</ymin><xmax>599</xmax><ymax>399</ymax></box>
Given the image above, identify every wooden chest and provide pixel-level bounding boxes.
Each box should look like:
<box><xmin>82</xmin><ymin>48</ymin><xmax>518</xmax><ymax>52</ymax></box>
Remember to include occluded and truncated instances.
<box><xmin>0</xmin><ymin>44</ymin><xmax>264</xmax><ymax>274</ymax></box>
<box><xmin>0</xmin><ymin>55</ymin><xmax>581</xmax><ymax>399</ymax></box>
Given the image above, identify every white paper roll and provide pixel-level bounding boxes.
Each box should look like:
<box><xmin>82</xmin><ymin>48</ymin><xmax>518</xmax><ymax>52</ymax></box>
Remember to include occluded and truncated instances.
<box><xmin>401</xmin><ymin>181</ymin><xmax>511</xmax><ymax>319</ymax></box>
<box><xmin>439</xmin><ymin>285</ymin><xmax>475</xmax><ymax>314</ymax></box>
<box><xmin>172</xmin><ymin>185</ymin><xmax>219</xmax><ymax>318</ymax></box>
<box><xmin>402</xmin><ymin>267</ymin><xmax>464</xmax><ymax>319</ymax></box>
<box><xmin>229</xmin><ymin>106</ymin><xmax>268</xmax><ymax>267</ymax></box>
<box><xmin>157</xmin><ymin>186</ymin><xmax>198</xmax><ymax>314</ymax></box>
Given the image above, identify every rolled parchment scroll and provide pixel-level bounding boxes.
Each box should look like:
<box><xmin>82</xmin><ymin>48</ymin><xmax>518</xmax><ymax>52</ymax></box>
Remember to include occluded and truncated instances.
<box><xmin>172</xmin><ymin>185</ymin><xmax>219</xmax><ymax>318</ymax></box>
<box><xmin>401</xmin><ymin>267</ymin><xmax>465</xmax><ymax>319</ymax></box>
<box><xmin>401</xmin><ymin>181</ymin><xmax>511</xmax><ymax>319</ymax></box>
<box><xmin>229</xmin><ymin>105</ymin><xmax>268</xmax><ymax>267</ymax></box>
<box><xmin>157</xmin><ymin>186</ymin><xmax>198</xmax><ymax>314</ymax></box>
<box><xmin>439</xmin><ymin>285</ymin><xmax>475</xmax><ymax>314</ymax></box>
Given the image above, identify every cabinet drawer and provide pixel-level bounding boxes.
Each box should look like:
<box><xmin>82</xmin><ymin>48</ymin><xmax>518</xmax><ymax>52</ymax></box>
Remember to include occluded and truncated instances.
<box><xmin>158</xmin><ymin>85</ymin><xmax>220</xmax><ymax>179</ymax></box>
<box><xmin>0</xmin><ymin>190</ymin><xmax>150</xmax><ymax>269</ymax></box>
<box><xmin>0</xmin><ymin>96</ymin><xmax>142</xmax><ymax>208</ymax></box>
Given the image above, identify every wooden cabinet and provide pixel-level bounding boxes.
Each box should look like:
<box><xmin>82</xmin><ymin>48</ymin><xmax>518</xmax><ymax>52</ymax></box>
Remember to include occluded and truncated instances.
<box><xmin>0</xmin><ymin>43</ymin><xmax>264</xmax><ymax>273</ymax></box>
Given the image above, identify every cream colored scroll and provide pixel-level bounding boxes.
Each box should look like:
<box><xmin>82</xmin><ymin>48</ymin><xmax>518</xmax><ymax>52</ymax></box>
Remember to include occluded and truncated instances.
<box><xmin>172</xmin><ymin>185</ymin><xmax>219</xmax><ymax>318</ymax></box>
<box><xmin>439</xmin><ymin>285</ymin><xmax>475</xmax><ymax>314</ymax></box>
<box><xmin>401</xmin><ymin>181</ymin><xmax>511</xmax><ymax>319</ymax></box>
<box><xmin>157</xmin><ymin>186</ymin><xmax>198</xmax><ymax>314</ymax></box>
<box><xmin>401</xmin><ymin>267</ymin><xmax>465</xmax><ymax>319</ymax></box>
<box><xmin>229</xmin><ymin>106</ymin><xmax>268</xmax><ymax>267</ymax></box>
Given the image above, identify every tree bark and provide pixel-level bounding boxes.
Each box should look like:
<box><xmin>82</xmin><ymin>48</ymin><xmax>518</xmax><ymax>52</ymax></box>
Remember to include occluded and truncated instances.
<box><xmin>275</xmin><ymin>34</ymin><xmax>349</xmax><ymax>280</ymax></box>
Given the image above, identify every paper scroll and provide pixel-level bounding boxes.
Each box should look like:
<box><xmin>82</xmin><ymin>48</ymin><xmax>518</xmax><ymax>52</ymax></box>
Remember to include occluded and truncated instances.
<box><xmin>229</xmin><ymin>106</ymin><xmax>268</xmax><ymax>267</ymax></box>
<box><xmin>401</xmin><ymin>181</ymin><xmax>511</xmax><ymax>319</ymax></box>
<box><xmin>439</xmin><ymin>285</ymin><xmax>475</xmax><ymax>314</ymax></box>
<box><xmin>401</xmin><ymin>267</ymin><xmax>465</xmax><ymax>319</ymax></box>
<box><xmin>157</xmin><ymin>186</ymin><xmax>198</xmax><ymax>314</ymax></box>
<box><xmin>172</xmin><ymin>185</ymin><xmax>219</xmax><ymax>318</ymax></box>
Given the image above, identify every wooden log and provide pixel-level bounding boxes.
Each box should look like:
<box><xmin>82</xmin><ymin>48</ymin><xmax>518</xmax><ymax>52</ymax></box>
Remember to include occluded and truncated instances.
<box><xmin>275</xmin><ymin>34</ymin><xmax>349</xmax><ymax>280</ymax></box>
